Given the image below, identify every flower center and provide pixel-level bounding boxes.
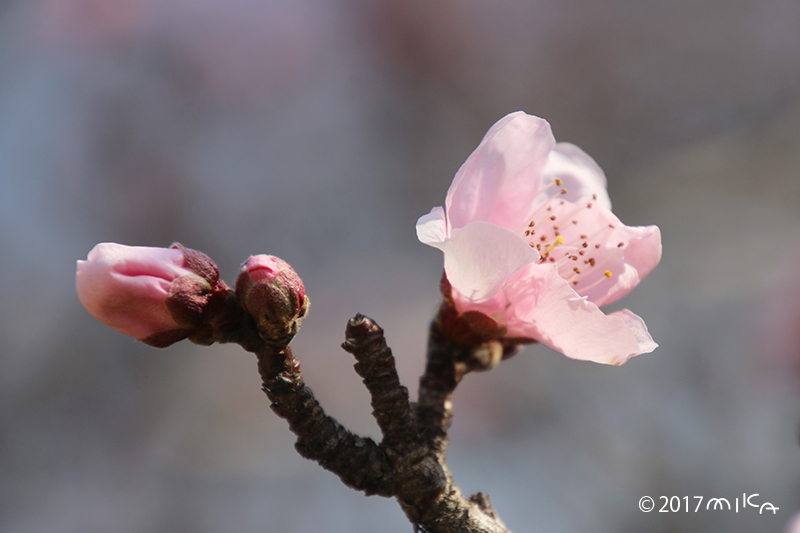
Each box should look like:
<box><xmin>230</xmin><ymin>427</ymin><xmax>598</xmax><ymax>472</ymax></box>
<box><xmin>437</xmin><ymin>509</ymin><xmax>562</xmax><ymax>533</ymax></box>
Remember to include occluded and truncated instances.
<box><xmin>518</xmin><ymin>180</ymin><xmax>623</xmax><ymax>296</ymax></box>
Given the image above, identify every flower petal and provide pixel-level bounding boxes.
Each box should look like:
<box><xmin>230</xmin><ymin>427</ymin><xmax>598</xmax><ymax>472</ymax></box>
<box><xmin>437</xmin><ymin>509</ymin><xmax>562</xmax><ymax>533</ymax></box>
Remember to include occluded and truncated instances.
<box><xmin>503</xmin><ymin>264</ymin><xmax>657</xmax><ymax>364</ymax></box>
<box><xmin>542</xmin><ymin>142</ymin><xmax>612</xmax><ymax>210</ymax></box>
<box><xmin>441</xmin><ymin>221</ymin><xmax>540</xmax><ymax>303</ymax></box>
<box><xmin>526</xmin><ymin>195</ymin><xmax>661</xmax><ymax>308</ymax></box>
<box><xmin>416</xmin><ymin>206</ymin><xmax>448</xmax><ymax>247</ymax></box>
<box><xmin>571</xmin><ymin>210</ymin><xmax>661</xmax><ymax>308</ymax></box>
<box><xmin>445</xmin><ymin>112</ymin><xmax>556</xmax><ymax>231</ymax></box>
<box><xmin>76</xmin><ymin>244</ymin><xmax>185</xmax><ymax>340</ymax></box>
<box><xmin>608</xmin><ymin>309</ymin><xmax>658</xmax><ymax>355</ymax></box>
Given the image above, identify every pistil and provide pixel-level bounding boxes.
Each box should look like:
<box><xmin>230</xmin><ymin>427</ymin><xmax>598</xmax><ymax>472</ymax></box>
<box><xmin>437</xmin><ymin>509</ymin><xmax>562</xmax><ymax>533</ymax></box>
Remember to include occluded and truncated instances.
<box><xmin>518</xmin><ymin>186</ymin><xmax>625</xmax><ymax>295</ymax></box>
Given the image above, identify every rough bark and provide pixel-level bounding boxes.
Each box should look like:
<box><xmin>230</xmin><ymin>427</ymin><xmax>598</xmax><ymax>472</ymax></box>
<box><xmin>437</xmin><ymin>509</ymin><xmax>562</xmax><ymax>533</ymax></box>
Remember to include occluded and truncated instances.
<box><xmin>217</xmin><ymin>293</ymin><xmax>511</xmax><ymax>532</ymax></box>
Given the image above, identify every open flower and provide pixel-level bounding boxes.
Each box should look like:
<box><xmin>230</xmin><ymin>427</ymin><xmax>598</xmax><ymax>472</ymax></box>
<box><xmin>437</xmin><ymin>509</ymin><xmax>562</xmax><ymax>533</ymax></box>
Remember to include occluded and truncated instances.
<box><xmin>417</xmin><ymin>111</ymin><xmax>661</xmax><ymax>364</ymax></box>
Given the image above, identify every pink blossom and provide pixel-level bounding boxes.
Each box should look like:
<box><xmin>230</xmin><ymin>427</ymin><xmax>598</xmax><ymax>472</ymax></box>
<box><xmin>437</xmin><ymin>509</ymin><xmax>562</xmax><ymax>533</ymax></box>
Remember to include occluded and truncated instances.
<box><xmin>76</xmin><ymin>242</ymin><xmax>217</xmax><ymax>346</ymax></box>
<box><xmin>417</xmin><ymin>111</ymin><xmax>661</xmax><ymax>365</ymax></box>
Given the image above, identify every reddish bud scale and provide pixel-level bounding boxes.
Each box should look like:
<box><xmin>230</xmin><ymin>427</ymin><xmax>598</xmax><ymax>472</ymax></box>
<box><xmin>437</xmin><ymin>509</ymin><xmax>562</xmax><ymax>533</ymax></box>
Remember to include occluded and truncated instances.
<box><xmin>235</xmin><ymin>255</ymin><xmax>308</xmax><ymax>346</ymax></box>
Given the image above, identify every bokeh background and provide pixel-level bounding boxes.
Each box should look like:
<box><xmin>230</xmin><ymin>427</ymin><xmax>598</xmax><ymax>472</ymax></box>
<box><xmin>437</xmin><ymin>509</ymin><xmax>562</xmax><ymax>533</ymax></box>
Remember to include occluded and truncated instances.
<box><xmin>2</xmin><ymin>0</ymin><xmax>800</xmax><ymax>531</ymax></box>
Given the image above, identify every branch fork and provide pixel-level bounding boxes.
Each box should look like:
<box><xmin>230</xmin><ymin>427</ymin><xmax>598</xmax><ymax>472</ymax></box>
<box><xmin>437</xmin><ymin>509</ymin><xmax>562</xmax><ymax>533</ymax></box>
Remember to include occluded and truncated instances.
<box><xmin>237</xmin><ymin>308</ymin><xmax>511</xmax><ymax>533</ymax></box>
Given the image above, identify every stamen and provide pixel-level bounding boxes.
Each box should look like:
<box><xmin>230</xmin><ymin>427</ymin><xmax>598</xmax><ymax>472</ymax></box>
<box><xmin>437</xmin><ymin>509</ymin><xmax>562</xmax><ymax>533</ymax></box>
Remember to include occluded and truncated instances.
<box><xmin>543</xmin><ymin>235</ymin><xmax>565</xmax><ymax>255</ymax></box>
<box><xmin>570</xmin><ymin>266</ymin><xmax>615</xmax><ymax>295</ymax></box>
<box><xmin>518</xmin><ymin>194</ymin><xmax>622</xmax><ymax>283</ymax></box>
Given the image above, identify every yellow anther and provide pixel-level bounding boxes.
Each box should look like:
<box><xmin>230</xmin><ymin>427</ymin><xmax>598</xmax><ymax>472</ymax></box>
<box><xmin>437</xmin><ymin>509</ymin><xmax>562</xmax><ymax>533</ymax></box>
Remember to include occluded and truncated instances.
<box><xmin>554</xmin><ymin>178</ymin><xmax>563</xmax><ymax>186</ymax></box>
<box><xmin>604</xmin><ymin>270</ymin><xmax>613</xmax><ymax>278</ymax></box>
<box><xmin>544</xmin><ymin>235</ymin><xmax>565</xmax><ymax>255</ymax></box>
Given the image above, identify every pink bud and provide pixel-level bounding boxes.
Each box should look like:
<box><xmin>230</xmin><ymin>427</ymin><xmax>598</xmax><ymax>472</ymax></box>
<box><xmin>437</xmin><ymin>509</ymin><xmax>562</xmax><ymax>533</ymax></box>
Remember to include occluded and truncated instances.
<box><xmin>76</xmin><ymin>242</ymin><xmax>225</xmax><ymax>347</ymax></box>
<box><xmin>235</xmin><ymin>255</ymin><xmax>308</xmax><ymax>345</ymax></box>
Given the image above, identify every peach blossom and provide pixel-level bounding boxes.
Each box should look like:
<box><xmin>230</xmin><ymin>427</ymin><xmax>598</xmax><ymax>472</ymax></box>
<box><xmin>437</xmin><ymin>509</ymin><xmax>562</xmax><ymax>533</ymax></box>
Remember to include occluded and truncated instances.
<box><xmin>417</xmin><ymin>112</ymin><xmax>661</xmax><ymax>364</ymax></box>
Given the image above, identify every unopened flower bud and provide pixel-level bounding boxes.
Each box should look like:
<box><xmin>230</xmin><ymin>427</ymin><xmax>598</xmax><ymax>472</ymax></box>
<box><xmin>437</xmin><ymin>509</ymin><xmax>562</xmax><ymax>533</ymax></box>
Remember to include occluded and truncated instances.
<box><xmin>235</xmin><ymin>255</ymin><xmax>308</xmax><ymax>346</ymax></box>
<box><xmin>76</xmin><ymin>242</ymin><xmax>229</xmax><ymax>347</ymax></box>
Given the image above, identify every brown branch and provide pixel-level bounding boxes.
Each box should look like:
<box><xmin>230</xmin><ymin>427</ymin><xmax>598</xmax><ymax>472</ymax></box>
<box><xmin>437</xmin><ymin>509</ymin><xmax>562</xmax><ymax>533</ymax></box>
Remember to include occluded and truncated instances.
<box><xmin>256</xmin><ymin>344</ymin><xmax>394</xmax><ymax>496</ymax></box>
<box><xmin>342</xmin><ymin>314</ymin><xmax>510</xmax><ymax>533</ymax></box>
<box><xmin>415</xmin><ymin>319</ymin><xmax>462</xmax><ymax>454</ymax></box>
<box><xmin>219</xmin><ymin>289</ymin><xmax>510</xmax><ymax>532</ymax></box>
<box><xmin>341</xmin><ymin>314</ymin><xmax>416</xmax><ymax>448</ymax></box>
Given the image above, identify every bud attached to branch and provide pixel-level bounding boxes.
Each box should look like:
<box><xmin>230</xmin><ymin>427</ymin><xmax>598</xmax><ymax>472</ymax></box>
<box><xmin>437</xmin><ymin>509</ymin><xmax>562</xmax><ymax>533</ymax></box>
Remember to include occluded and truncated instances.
<box><xmin>235</xmin><ymin>255</ymin><xmax>308</xmax><ymax>346</ymax></box>
<box><xmin>76</xmin><ymin>242</ymin><xmax>231</xmax><ymax>347</ymax></box>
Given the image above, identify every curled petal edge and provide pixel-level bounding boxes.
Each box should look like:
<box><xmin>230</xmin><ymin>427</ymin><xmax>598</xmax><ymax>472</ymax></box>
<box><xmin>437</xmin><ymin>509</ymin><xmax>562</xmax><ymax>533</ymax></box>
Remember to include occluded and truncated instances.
<box><xmin>416</xmin><ymin>206</ymin><xmax>448</xmax><ymax>246</ymax></box>
<box><xmin>503</xmin><ymin>265</ymin><xmax>657</xmax><ymax>365</ymax></box>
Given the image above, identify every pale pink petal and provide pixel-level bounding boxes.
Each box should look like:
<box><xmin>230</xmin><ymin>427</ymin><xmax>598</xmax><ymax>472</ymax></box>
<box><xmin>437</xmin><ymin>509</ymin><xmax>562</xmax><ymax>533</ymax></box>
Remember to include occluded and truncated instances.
<box><xmin>519</xmin><ymin>197</ymin><xmax>661</xmax><ymax>308</ymax></box>
<box><xmin>594</xmin><ymin>224</ymin><xmax>661</xmax><ymax>307</ymax></box>
<box><xmin>416</xmin><ymin>206</ymin><xmax>448</xmax><ymax>247</ymax></box>
<box><xmin>87</xmin><ymin>242</ymin><xmax>186</xmax><ymax>280</ymax></box>
<box><xmin>542</xmin><ymin>142</ymin><xmax>612</xmax><ymax>210</ymax></box>
<box><xmin>445</xmin><ymin>112</ymin><xmax>555</xmax><ymax>231</ymax></box>
<box><xmin>570</xmin><ymin>214</ymin><xmax>661</xmax><ymax>308</ymax></box>
<box><xmin>608</xmin><ymin>309</ymin><xmax>658</xmax><ymax>354</ymax></box>
<box><xmin>441</xmin><ymin>221</ymin><xmax>540</xmax><ymax>303</ymax></box>
<box><xmin>502</xmin><ymin>264</ymin><xmax>657</xmax><ymax>364</ymax></box>
<box><xmin>477</xmin><ymin>111</ymin><xmax>525</xmax><ymax>143</ymax></box>
<box><xmin>76</xmin><ymin>243</ymin><xmax>186</xmax><ymax>340</ymax></box>
<box><xmin>77</xmin><ymin>263</ymin><xmax>175</xmax><ymax>340</ymax></box>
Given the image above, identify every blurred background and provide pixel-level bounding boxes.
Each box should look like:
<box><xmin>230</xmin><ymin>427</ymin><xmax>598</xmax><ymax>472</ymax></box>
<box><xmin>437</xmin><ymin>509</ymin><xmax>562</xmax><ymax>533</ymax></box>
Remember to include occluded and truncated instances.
<box><xmin>1</xmin><ymin>0</ymin><xmax>799</xmax><ymax>531</ymax></box>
